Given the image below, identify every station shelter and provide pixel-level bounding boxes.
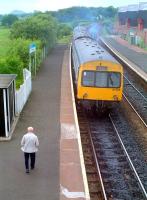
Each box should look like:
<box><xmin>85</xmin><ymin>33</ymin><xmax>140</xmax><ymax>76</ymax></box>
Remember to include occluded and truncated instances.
<box><xmin>0</xmin><ymin>74</ymin><xmax>16</xmax><ymax>137</ymax></box>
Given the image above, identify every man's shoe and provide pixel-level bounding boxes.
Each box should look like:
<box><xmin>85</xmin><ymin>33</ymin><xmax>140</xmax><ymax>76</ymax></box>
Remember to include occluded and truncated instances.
<box><xmin>31</xmin><ymin>166</ymin><xmax>34</xmax><ymax>170</ymax></box>
<box><xmin>26</xmin><ymin>169</ymin><xmax>29</xmax><ymax>173</ymax></box>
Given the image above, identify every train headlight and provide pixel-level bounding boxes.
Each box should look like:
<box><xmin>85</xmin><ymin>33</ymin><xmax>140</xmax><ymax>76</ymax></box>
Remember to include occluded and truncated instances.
<box><xmin>113</xmin><ymin>95</ymin><xmax>118</xmax><ymax>101</ymax></box>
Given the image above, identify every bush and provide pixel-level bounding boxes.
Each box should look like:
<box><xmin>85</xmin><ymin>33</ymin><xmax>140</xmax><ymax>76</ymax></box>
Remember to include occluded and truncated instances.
<box><xmin>8</xmin><ymin>38</ymin><xmax>42</xmax><ymax>71</ymax></box>
<box><xmin>0</xmin><ymin>56</ymin><xmax>23</xmax><ymax>88</ymax></box>
<box><xmin>57</xmin><ymin>24</ymin><xmax>72</xmax><ymax>39</ymax></box>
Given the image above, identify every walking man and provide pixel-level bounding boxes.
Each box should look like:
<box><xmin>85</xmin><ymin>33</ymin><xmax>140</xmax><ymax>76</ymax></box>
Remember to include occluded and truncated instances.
<box><xmin>21</xmin><ymin>127</ymin><xmax>39</xmax><ymax>173</ymax></box>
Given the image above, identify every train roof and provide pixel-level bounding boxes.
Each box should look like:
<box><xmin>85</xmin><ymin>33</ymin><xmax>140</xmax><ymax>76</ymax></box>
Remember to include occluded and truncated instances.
<box><xmin>73</xmin><ymin>37</ymin><xmax>119</xmax><ymax>65</ymax></box>
<box><xmin>73</xmin><ymin>26</ymin><xmax>92</xmax><ymax>40</ymax></box>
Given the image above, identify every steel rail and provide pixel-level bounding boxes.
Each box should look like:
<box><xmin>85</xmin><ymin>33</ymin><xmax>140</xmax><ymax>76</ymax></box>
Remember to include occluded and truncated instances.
<box><xmin>87</xmin><ymin>122</ymin><xmax>108</xmax><ymax>200</ymax></box>
<box><xmin>124</xmin><ymin>75</ymin><xmax>147</xmax><ymax>101</ymax></box>
<box><xmin>123</xmin><ymin>94</ymin><xmax>147</xmax><ymax>128</ymax></box>
<box><xmin>109</xmin><ymin>114</ymin><xmax>147</xmax><ymax>199</ymax></box>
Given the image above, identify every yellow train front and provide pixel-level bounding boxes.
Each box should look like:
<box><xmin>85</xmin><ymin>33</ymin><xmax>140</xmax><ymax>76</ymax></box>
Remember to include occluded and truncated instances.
<box><xmin>72</xmin><ymin>36</ymin><xmax>123</xmax><ymax>110</ymax></box>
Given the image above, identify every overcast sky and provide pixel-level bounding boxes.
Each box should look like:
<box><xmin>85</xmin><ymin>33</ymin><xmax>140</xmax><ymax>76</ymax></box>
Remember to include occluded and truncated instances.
<box><xmin>0</xmin><ymin>0</ymin><xmax>145</xmax><ymax>14</ymax></box>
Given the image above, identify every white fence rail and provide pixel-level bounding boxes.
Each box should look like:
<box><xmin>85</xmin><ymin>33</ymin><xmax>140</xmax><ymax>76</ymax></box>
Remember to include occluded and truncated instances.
<box><xmin>15</xmin><ymin>69</ymin><xmax>32</xmax><ymax>115</ymax></box>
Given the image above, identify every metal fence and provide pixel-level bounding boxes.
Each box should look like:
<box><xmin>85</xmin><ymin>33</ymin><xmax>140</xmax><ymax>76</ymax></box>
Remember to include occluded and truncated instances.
<box><xmin>15</xmin><ymin>69</ymin><xmax>32</xmax><ymax>115</ymax></box>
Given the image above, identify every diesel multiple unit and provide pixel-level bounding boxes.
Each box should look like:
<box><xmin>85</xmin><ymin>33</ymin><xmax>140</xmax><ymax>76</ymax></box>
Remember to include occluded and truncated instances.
<box><xmin>71</xmin><ymin>28</ymin><xmax>123</xmax><ymax>109</ymax></box>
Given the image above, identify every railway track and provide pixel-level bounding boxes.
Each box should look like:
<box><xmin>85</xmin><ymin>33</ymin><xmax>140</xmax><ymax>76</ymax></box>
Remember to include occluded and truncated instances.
<box><xmin>78</xmin><ymin>108</ymin><xmax>104</xmax><ymax>200</ymax></box>
<box><xmin>123</xmin><ymin>75</ymin><xmax>147</xmax><ymax>125</ymax></box>
<box><xmin>99</xmin><ymin>38</ymin><xmax>147</xmax><ymax>158</ymax></box>
<box><xmin>73</xmin><ymin>38</ymin><xmax>147</xmax><ymax>199</ymax></box>
<box><xmin>77</xmin><ymin>104</ymin><xmax>147</xmax><ymax>200</ymax></box>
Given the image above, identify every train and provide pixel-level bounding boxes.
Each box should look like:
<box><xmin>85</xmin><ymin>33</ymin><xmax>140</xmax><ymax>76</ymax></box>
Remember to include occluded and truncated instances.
<box><xmin>71</xmin><ymin>26</ymin><xmax>123</xmax><ymax>111</ymax></box>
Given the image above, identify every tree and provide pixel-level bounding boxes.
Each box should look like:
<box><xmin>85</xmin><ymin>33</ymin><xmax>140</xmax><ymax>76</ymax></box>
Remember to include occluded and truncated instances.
<box><xmin>50</xmin><ymin>6</ymin><xmax>117</xmax><ymax>26</ymax></box>
<box><xmin>8</xmin><ymin>38</ymin><xmax>42</xmax><ymax>70</ymax></box>
<box><xmin>57</xmin><ymin>24</ymin><xmax>72</xmax><ymax>39</ymax></box>
<box><xmin>10</xmin><ymin>13</ymin><xmax>58</xmax><ymax>48</ymax></box>
<box><xmin>1</xmin><ymin>14</ymin><xmax>18</xmax><ymax>27</ymax></box>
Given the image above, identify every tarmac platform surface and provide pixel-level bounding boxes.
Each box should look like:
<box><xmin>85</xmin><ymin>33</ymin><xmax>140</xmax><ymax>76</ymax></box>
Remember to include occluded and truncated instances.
<box><xmin>0</xmin><ymin>44</ymin><xmax>67</xmax><ymax>200</ymax></box>
<box><xmin>104</xmin><ymin>36</ymin><xmax>147</xmax><ymax>74</ymax></box>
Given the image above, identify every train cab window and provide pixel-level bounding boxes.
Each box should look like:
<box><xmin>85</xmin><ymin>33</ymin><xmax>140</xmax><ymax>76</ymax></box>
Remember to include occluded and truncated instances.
<box><xmin>108</xmin><ymin>72</ymin><xmax>120</xmax><ymax>87</ymax></box>
<box><xmin>82</xmin><ymin>71</ymin><xmax>95</xmax><ymax>86</ymax></box>
<box><xmin>95</xmin><ymin>72</ymin><xmax>107</xmax><ymax>87</ymax></box>
<box><xmin>82</xmin><ymin>71</ymin><xmax>121</xmax><ymax>88</ymax></box>
<box><xmin>95</xmin><ymin>72</ymin><xmax>121</xmax><ymax>88</ymax></box>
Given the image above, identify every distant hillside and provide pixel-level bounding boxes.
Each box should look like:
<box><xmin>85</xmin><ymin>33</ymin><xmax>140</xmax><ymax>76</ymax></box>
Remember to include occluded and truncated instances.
<box><xmin>0</xmin><ymin>15</ymin><xmax>3</xmax><ymax>21</ymax></box>
<box><xmin>10</xmin><ymin>10</ymin><xmax>27</xmax><ymax>16</ymax></box>
<box><xmin>49</xmin><ymin>6</ymin><xmax>117</xmax><ymax>27</ymax></box>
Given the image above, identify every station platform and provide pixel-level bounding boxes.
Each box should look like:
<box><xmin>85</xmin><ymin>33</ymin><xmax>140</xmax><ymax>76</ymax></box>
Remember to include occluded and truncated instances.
<box><xmin>0</xmin><ymin>45</ymin><xmax>65</xmax><ymax>200</ymax></box>
<box><xmin>0</xmin><ymin>44</ymin><xmax>89</xmax><ymax>200</ymax></box>
<box><xmin>60</xmin><ymin>47</ymin><xmax>89</xmax><ymax>200</ymax></box>
<box><xmin>101</xmin><ymin>36</ymin><xmax>147</xmax><ymax>82</ymax></box>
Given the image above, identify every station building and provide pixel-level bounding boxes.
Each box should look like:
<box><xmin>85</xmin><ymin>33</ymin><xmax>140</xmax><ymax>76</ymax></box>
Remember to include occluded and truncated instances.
<box><xmin>0</xmin><ymin>74</ymin><xmax>16</xmax><ymax>138</ymax></box>
<box><xmin>115</xmin><ymin>2</ymin><xmax>147</xmax><ymax>46</ymax></box>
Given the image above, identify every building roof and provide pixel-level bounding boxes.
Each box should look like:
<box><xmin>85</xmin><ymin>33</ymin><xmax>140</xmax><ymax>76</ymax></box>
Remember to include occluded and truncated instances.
<box><xmin>0</xmin><ymin>74</ymin><xmax>16</xmax><ymax>88</ymax></box>
<box><xmin>139</xmin><ymin>2</ymin><xmax>147</xmax><ymax>10</ymax></box>
<box><xmin>118</xmin><ymin>3</ymin><xmax>147</xmax><ymax>12</ymax></box>
<box><xmin>118</xmin><ymin>6</ymin><xmax>128</xmax><ymax>12</ymax></box>
<box><xmin>127</xmin><ymin>4</ymin><xmax>139</xmax><ymax>11</ymax></box>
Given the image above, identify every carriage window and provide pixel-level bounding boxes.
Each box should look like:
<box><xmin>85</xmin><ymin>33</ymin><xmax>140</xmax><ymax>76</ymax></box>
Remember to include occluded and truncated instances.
<box><xmin>82</xmin><ymin>71</ymin><xmax>95</xmax><ymax>86</ymax></box>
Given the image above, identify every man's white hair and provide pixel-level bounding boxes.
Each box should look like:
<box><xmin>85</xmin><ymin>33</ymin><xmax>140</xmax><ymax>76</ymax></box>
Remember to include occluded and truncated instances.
<box><xmin>27</xmin><ymin>127</ymin><xmax>34</xmax><ymax>132</ymax></box>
